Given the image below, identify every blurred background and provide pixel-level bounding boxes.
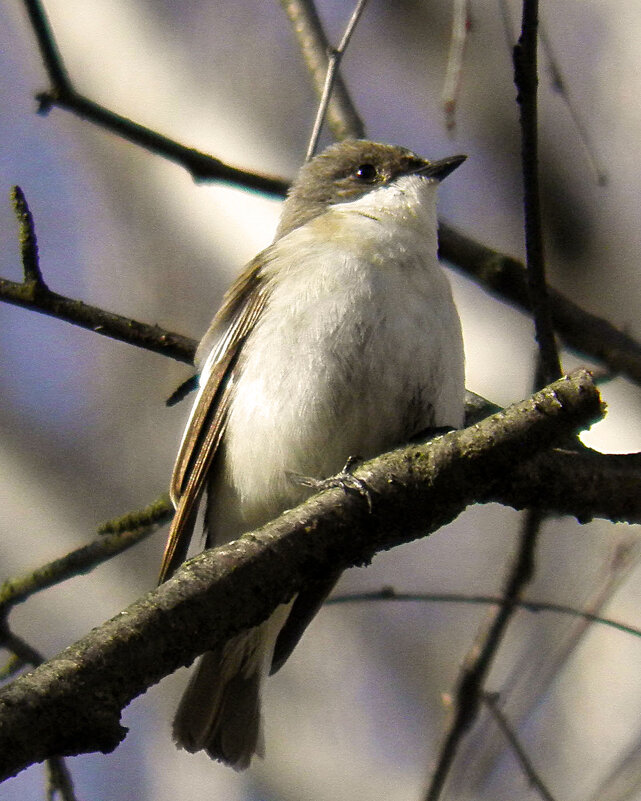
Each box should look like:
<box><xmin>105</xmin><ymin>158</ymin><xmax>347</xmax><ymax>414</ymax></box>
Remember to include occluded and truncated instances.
<box><xmin>2</xmin><ymin>1</ymin><xmax>641</xmax><ymax>799</ymax></box>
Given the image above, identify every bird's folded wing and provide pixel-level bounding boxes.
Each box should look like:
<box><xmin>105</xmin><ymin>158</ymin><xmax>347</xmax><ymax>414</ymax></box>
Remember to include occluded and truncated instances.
<box><xmin>159</xmin><ymin>253</ymin><xmax>272</xmax><ymax>583</ymax></box>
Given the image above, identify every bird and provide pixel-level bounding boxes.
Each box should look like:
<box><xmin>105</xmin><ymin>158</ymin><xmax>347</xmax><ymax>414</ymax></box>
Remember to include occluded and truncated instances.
<box><xmin>159</xmin><ymin>138</ymin><xmax>466</xmax><ymax>769</ymax></box>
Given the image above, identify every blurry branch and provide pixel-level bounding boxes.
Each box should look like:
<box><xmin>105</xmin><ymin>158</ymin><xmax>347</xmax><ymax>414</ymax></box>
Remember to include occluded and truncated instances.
<box><xmin>14</xmin><ymin>4</ymin><xmax>641</xmax><ymax>387</ymax></box>
<box><xmin>328</xmin><ymin>587</ymin><xmax>641</xmax><ymax>640</ymax></box>
<box><xmin>280</xmin><ymin>0</ymin><xmax>365</xmax><ymax>143</ymax></box>
<box><xmin>442</xmin><ymin>0</ymin><xmax>471</xmax><ymax>130</ymax></box>
<box><xmin>438</xmin><ymin>223</ymin><xmax>641</xmax><ymax>386</ymax></box>
<box><xmin>0</xmin><ymin>496</ymin><xmax>171</xmax><ymax>615</ymax></box>
<box><xmin>428</xmin><ymin>12</ymin><xmax>561</xmax><ymax>796</ymax></box>
<box><xmin>305</xmin><ymin>0</ymin><xmax>370</xmax><ymax>160</ymax></box>
<box><xmin>1</xmin><ymin>626</ymin><xmax>77</xmax><ymax>800</ymax></box>
<box><xmin>3</xmin><ymin>187</ymin><xmax>196</xmax><ymax>364</ymax></box>
<box><xmin>538</xmin><ymin>23</ymin><xmax>607</xmax><ymax>186</ymax></box>
<box><xmin>426</xmin><ymin>505</ymin><xmax>543</xmax><ymax>801</ymax></box>
<box><xmin>482</xmin><ymin>692</ymin><xmax>557</xmax><ymax>801</ymax></box>
<box><xmin>513</xmin><ymin>0</ymin><xmax>561</xmax><ymax>386</ymax></box>
<box><xmin>45</xmin><ymin>757</ymin><xmax>79</xmax><ymax>801</ymax></box>
<box><xmin>0</xmin><ymin>371</ymin><xmax>602</xmax><ymax>780</ymax></box>
<box><xmin>498</xmin><ymin>0</ymin><xmax>607</xmax><ymax>186</ymax></box>
<box><xmin>21</xmin><ymin>0</ymin><xmax>287</xmax><ymax>197</ymax></box>
<box><xmin>0</xmin><ymin>629</ymin><xmax>45</xmax><ymax>676</ymax></box>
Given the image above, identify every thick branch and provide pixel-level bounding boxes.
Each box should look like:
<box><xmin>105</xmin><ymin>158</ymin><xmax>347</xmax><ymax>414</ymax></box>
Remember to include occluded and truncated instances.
<box><xmin>489</xmin><ymin>447</ymin><xmax>641</xmax><ymax>523</ymax></box>
<box><xmin>0</xmin><ymin>371</ymin><xmax>602</xmax><ymax>780</ymax></box>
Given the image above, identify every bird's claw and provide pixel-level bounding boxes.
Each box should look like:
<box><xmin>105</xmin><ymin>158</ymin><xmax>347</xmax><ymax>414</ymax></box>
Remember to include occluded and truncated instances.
<box><xmin>286</xmin><ymin>455</ymin><xmax>373</xmax><ymax>512</ymax></box>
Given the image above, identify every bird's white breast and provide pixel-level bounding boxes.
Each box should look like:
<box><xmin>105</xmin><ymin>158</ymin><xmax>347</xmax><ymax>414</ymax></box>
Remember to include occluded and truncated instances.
<box><xmin>210</xmin><ymin>176</ymin><xmax>465</xmax><ymax>534</ymax></box>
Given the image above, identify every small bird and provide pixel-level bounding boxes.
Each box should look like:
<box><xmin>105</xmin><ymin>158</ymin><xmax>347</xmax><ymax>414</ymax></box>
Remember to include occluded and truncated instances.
<box><xmin>159</xmin><ymin>139</ymin><xmax>466</xmax><ymax>769</ymax></box>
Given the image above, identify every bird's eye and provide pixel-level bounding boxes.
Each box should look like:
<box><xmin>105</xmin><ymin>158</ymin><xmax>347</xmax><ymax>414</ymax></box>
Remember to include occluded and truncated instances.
<box><xmin>353</xmin><ymin>163</ymin><xmax>378</xmax><ymax>183</ymax></box>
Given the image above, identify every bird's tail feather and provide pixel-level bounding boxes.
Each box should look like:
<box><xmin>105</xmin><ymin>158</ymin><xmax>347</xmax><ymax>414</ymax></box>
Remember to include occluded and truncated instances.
<box><xmin>173</xmin><ymin>603</ymin><xmax>292</xmax><ymax>770</ymax></box>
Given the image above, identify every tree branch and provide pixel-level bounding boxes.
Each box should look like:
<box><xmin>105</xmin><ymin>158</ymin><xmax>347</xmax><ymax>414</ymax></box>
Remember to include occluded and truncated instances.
<box><xmin>21</xmin><ymin>0</ymin><xmax>287</xmax><ymax>196</ymax></box>
<box><xmin>513</xmin><ymin>0</ymin><xmax>562</xmax><ymax>385</ymax></box>
<box><xmin>438</xmin><ymin>223</ymin><xmax>641</xmax><ymax>386</ymax></box>
<box><xmin>0</xmin><ymin>497</ymin><xmax>171</xmax><ymax>615</ymax></box>
<box><xmin>305</xmin><ymin>0</ymin><xmax>370</xmax><ymax>160</ymax></box>
<box><xmin>0</xmin><ymin>370</ymin><xmax>602</xmax><ymax>780</ymax></box>
<box><xmin>4</xmin><ymin>185</ymin><xmax>196</xmax><ymax>364</ymax></box>
<box><xmin>280</xmin><ymin>0</ymin><xmax>365</xmax><ymax>143</ymax></box>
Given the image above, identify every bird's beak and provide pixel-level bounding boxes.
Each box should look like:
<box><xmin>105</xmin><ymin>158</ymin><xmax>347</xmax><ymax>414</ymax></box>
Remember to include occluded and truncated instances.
<box><xmin>416</xmin><ymin>154</ymin><xmax>467</xmax><ymax>182</ymax></box>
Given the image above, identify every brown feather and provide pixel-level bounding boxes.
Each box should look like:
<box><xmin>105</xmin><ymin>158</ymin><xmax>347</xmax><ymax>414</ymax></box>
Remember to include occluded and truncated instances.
<box><xmin>159</xmin><ymin>253</ymin><xmax>272</xmax><ymax>584</ymax></box>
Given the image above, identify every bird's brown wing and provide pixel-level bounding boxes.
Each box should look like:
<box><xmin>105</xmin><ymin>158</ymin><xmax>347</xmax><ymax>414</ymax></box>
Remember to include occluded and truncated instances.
<box><xmin>158</xmin><ymin>253</ymin><xmax>272</xmax><ymax>583</ymax></box>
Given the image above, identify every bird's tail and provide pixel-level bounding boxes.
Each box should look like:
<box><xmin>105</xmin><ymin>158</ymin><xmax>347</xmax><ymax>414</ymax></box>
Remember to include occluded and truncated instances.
<box><xmin>172</xmin><ymin>603</ymin><xmax>291</xmax><ymax>770</ymax></box>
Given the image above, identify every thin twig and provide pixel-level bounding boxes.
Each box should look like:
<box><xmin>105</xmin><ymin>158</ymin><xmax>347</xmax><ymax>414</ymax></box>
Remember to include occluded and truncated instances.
<box><xmin>498</xmin><ymin>1</ymin><xmax>606</xmax><ymax>186</ymax></box>
<box><xmin>21</xmin><ymin>0</ymin><xmax>72</xmax><ymax>93</ymax></box>
<box><xmin>483</xmin><ymin>692</ymin><xmax>558</xmax><ymax>801</ymax></box>
<box><xmin>327</xmin><ymin>588</ymin><xmax>641</xmax><ymax>640</ymax></box>
<box><xmin>442</xmin><ymin>0</ymin><xmax>470</xmax><ymax>131</ymax></box>
<box><xmin>21</xmin><ymin>0</ymin><xmax>287</xmax><ymax>196</ymax></box>
<box><xmin>425</xmin><ymin>508</ymin><xmax>544</xmax><ymax>801</ymax></box>
<box><xmin>0</xmin><ymin>272</ymin><xmax>196</xmax><ymax>364</ymax></box>
<box><xmin>280</xmin><ymin>0</ymin><xmax>365</xmax><ymax>143</ymax></box>
<box><xmin>4</xmin><ymin>187</ymin><xmax>196</xmax><ymax>362</ymax></box>
<box><xmin>37</xmin><ymin>91</ymin><xmax>289</xmax><ymax>196</ymax></box>
<box><xmin>538</xmin><ymin>22</ymin><xmax>607</xmax><ymax>186</ymax></box>
<box><xmin>11</xmin><ymin>186</ymin><xmax>45</xmax><ymax>287</ymax></box>
<box><xmin>0</xmin><ymin>503</ymin><xmax>171</xmax><ymax>614</ymax></box>
<box><xmin>306</xmin><ymin>0</ymin><xmax>370</xmax><ymax>160</ymax></box>
<box><xmin>513</xmin><ymin>0</ymin><xmax>562</xmax><ymax>386</ymax></box>
<box><xmin>0</xmin><ymin>628</ymin><xmax>46</xmax><ymax>669</ymax></box>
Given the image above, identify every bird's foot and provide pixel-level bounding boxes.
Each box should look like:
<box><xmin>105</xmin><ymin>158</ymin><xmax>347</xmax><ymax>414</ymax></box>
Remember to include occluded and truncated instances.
<box><xmin>286</xmin><ymin>456</ymin><xmax>373</xmax><ymax>512</ymax></box>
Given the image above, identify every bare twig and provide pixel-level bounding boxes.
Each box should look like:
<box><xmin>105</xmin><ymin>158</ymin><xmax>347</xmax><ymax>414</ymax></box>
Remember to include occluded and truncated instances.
<box><xmin>0</xmin><ymin>628</ymin><xmax>46</xmax><ymax>671</ymax></box>
<box><xmin>513</xmin><ymin>0</ymin><xmax>562</xmax><ymax>386</ymax></box>
<box><xmin>0</xmin><ymin>270</ymin><xmax>196</xmax><ymax>365</ymax></box>
<box><xmin>0</xmin><ymin>500</ymin><xmax>171</xmax><ymax>614</ymax></box>
<box><xmin>327</xmin><ymin>588</ymin><xmax>641</xmax><ymax>641</ymax></box>
<box><xmin>305</xmin><ymin>0</ymin><xmax>370</xmax><ymax>160</ymax></box>
<box><xmin>483</xmin><ymin>692</ymin><xmax>558</xmax><ymax>801</ymax></box>
<box><xmin>538</xmin><ymin>22</ymin><xmax>607</xmax><ymax>186</ymax></box>
<box><xmin>21</xmin><ymin>0</ymin><xmax>287</xmax><ymax>196</ymax></box>
<box><xmin>0</xmin><ymin>371</ymin><xmax>603</xmax><ymax>781</ymax></box>
<box><xmin>4</xmin><ymin>187</ymin><xmax>196</xmax><ymax>364</ymax></box>
<box><xmin>280</xmin><ymin>0</ymin><xmax>365</xmax><ymax>143</ymax></box>
<box><xmin>499</xmin><ymin>1</ymin><xmax>606</xmax><ymax>187</ymax></box>
<box><xmin>11</xmin><ymin>186</ymin><xmax>45</xmax><ymax>287</ymax></box>
<box><xmin>442</xmin><ymin>0</ymin><xmax>471</xmax><ymax>130</ymax></box>
<box><xmin>425</xmin><ymin>508</ymin><xmax>544</xmax><ymax>801</ymax></box>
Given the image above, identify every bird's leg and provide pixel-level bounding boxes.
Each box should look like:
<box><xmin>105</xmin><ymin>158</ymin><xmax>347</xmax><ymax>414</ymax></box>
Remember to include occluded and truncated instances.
<box><xmin>286</xmin><ymin>455</ymin><xmax>373</xmax><ymax>512</ymax></box>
